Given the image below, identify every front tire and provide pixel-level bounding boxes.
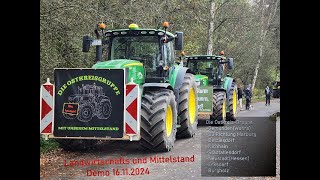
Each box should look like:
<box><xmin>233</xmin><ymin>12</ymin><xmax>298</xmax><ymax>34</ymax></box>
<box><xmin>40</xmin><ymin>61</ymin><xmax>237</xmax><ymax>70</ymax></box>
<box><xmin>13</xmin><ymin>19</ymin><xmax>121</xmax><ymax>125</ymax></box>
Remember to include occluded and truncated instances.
<box><xmin>177</xmin><ymin>73</ymin><xmax>198</xmax><ymax>138</ymax></box>
<box><xmin>139</xmin><ymin>89</ymin><xmax>177</xmax><ymax>152</ymax></box>
<box><xmin>210</xmin><ymin>91</ymin><xmax>227</xmax><ymax>124</ymax></box>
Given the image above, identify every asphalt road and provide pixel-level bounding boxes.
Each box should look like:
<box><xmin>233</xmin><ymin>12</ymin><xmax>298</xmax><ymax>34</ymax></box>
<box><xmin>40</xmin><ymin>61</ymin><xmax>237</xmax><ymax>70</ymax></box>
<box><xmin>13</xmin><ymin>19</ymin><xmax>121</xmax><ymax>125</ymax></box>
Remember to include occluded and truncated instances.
<box><xmin>40</xmin><ymin>99</ymin><xmax>280</xmax><ymax>179</ymax></box>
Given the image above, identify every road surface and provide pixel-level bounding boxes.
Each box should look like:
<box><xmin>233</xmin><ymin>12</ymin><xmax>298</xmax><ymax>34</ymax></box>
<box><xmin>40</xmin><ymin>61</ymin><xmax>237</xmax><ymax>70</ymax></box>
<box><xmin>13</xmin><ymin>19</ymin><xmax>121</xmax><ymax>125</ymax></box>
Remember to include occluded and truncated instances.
<box><xmin>40</xmin><ymin>99</ymin><xmax>280</xmax><ymax>179</ymax></box>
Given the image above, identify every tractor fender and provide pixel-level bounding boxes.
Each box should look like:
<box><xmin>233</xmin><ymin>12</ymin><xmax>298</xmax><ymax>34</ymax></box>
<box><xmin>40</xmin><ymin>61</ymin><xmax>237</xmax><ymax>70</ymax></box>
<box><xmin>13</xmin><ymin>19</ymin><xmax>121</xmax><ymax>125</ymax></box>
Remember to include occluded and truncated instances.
<box><xmin>173</xmin><ymin>67</ymin><xmax>191</xmax><ymax>103</ymax></box>
<box><xmin>224</xmin><ymin>77</ymin><xmax>236</xmax><ymax>106</ymax></box>
<box><xmin>142</xmin><ymin>83</ymin><xmax>176</xmax><ymax>111</ymax></box>
<box><xmin>142</xmin><ymin>83</ymin><xmax>174</xmax><ymax>91</ymax></box>
<box><xmin>173</xmin><ymin>67</ymin><xmax>191</xmax><ymax>90</ymax></box>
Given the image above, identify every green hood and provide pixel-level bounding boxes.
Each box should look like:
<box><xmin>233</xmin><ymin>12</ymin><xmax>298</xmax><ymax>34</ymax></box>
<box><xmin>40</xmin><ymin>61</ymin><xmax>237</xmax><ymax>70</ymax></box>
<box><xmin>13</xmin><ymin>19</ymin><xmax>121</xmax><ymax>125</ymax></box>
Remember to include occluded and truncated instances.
<box><xmin>92</xmin><ymin>59</ymin><xmax>143</xmax><ymax>69</ymax></box>
<box><xmin>194</xmin><ymin>74</ymin><xmax>209</xmax><ymax>86</ymax></box>
<box><xmin>92</xmin><ymin>59</ymin><xmax>145</xmax><ymax>85</ymax></box>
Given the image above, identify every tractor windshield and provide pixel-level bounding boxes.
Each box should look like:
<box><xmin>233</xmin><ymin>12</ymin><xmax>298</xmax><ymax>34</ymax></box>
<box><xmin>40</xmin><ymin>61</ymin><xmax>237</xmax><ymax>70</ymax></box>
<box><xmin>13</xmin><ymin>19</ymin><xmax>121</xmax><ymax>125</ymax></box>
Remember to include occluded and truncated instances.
<box><xmin>111</xmin><ymin>36</ymin><xmax>160</xmax><ymax>68</ymax></box>
<box><xmin>188</xmin><ymin>60</ymin><xmax>219</xmax><ymax>76</ymax></box>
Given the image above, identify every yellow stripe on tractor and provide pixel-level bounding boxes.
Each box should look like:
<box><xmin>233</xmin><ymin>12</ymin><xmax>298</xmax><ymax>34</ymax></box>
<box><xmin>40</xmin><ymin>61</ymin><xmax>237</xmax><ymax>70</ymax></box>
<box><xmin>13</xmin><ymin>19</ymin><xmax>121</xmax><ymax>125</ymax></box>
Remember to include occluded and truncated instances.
<box><xmin>124</xmin><ymin>63</ymin><xmax>143</xmax><ymax>67</ymax></box>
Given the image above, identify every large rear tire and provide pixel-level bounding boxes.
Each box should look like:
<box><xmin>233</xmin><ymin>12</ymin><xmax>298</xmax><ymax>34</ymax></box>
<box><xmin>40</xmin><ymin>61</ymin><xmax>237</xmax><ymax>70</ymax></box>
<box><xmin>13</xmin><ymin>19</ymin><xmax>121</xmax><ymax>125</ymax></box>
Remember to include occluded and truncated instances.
<box><xmin>177</xmin><ymin>73</ymin><xmax>198</xmax><ymax>138</ymax></box>
<box><xmin>210</xmin><ymin>91</ymin><xmax>227</xmax><ymax>124</ymax></box>
<box><xmin>139</xmin><ymin>89</ymin><xmax>177</xmax><ymax>152</ymax></box>
<box><xmin>226</xmin><ymin>82</ymin><xmax>238</xmax><ymax>121</ymax></box>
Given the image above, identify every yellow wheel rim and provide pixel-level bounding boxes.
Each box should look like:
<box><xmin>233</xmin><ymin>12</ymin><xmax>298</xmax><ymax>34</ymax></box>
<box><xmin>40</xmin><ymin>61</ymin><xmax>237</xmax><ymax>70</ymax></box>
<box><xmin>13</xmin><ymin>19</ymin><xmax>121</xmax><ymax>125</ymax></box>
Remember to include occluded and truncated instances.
<box><xmin>233</xmin><ymin>89</ymin><xmax>237</xmax><ymax>115</ymax></box>
<box><xmin>222</xmin><ymin>97</ymin><xmax>226</xmax><ymax>120</ymax></box>
<box><xmin>188</xmin><ymin>88</ymin><xmax>196</xmax><ymax>124</ymax></box>
<box><xmin>166</xmin><ymin>105</ymin><xmax>173</xmax><ymax>137</ymax></box>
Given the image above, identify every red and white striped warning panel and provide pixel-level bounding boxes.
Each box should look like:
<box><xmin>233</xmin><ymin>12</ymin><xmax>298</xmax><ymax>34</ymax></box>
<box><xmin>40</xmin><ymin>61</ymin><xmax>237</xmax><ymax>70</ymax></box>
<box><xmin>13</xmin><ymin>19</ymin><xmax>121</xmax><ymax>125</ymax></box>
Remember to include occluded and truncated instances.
<box><xmin>40</xmin><ymin>79</ymin><xmax>54</xmax><ymax>134</ymax></box>
<box><xmin>125</xmin><ymin>83</ymin><xmax>140</xmax><ymax>139</ymax></box>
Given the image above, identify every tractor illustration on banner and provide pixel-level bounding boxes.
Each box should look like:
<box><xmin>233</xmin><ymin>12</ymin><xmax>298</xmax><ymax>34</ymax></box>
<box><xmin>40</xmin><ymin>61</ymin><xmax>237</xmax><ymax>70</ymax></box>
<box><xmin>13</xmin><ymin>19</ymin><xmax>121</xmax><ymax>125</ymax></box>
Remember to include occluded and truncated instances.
<box><xmin>62</xmin><ymin>84</ymin><xmax>112</xmax><ymax>122</ymax></box>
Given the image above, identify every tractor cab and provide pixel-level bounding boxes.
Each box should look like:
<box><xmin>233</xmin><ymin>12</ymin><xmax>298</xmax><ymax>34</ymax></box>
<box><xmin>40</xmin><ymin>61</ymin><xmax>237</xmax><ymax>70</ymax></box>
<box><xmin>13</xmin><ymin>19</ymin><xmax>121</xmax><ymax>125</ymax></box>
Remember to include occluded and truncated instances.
<box><xmin>83</xmin><ymin>22</ymin><xmax>183</xmax><ymax>84</ymax></box>
<box><xmin>188</xmin><ymin>58</ymin><xmax>218</xmax><ymax>76</ymax></box>
<box><xmin>186</xmin><ymin>55</ymin><xmax>233</xmax><ymax>86</ymax></box>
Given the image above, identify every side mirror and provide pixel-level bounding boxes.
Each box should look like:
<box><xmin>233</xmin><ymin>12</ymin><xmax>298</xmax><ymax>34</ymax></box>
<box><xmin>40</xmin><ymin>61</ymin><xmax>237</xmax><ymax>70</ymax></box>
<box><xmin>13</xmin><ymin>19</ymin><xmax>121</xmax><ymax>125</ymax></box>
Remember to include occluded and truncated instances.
<box><xmin>227</xmin><ymin>58</ymin><xmax>234</xmax><ymax>69</ymax></box>
<box><xmin>175</xmin><ymin>32</ymin><xmax>183</xmax><ymax>50</ymax></box>
<box><xmin>82</xmin><ymin>35</ymin><xmax>92</xmax><ymax>52</ymax></box>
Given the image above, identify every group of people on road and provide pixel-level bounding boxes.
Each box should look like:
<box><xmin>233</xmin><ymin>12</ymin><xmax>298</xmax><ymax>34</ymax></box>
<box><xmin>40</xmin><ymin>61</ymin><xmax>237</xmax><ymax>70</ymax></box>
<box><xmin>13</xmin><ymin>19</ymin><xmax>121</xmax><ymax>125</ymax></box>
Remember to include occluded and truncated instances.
<box><xmin>237</xmin><ymin>84</ymin><xmax>252</xmax><ymax>110</ymax></box>
<box><xmin>237</xmin><ymin>83</ymin><xmax>272</xmax><ymax>111</ymax></box>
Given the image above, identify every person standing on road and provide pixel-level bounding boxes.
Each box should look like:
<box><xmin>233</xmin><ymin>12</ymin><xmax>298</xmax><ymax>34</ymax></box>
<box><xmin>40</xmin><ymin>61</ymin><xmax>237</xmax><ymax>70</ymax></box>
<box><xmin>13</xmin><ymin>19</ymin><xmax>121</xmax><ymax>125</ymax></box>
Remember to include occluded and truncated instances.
<box><xmin>244</xmin><ymin>85</ymin><xmax>252</xmax><ymax>110</ymax></box>
<box><xmin>237</xmin><ymin>86</ymin><xmax>243</xmax><ymax>110</ymax></box>
<box><xmin>265</xmin><ymin>85</ymin><xmax>271</xmax><ymax>106</ymax></box>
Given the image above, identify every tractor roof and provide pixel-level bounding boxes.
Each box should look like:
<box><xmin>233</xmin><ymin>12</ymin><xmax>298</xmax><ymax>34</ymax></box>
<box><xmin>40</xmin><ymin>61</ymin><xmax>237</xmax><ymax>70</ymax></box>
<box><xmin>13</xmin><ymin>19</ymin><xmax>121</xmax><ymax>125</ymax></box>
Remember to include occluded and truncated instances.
<box><xmin>105</xmin><ymin>29</ymin><xmax>175</xmax><ymax>38</ymax></box>
<box><xmin>186</xmin><ymin>55</ymin><xmax>225</xmax><ymax>61</ymax></box>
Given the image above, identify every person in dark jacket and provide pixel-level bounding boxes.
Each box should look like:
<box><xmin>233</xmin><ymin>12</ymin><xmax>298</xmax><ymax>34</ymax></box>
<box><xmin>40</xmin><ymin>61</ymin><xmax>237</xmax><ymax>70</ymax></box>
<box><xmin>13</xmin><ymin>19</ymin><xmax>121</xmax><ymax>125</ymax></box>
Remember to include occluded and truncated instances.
<box><xmin>237</xmin><ymin>86</ymin><xmax>243</xmax><ymax>110</ymax></box>
<box><xmin>244</xmin><ymin>85</ymin><xmax>252</xmax><ymax>110</ymax></box>
<box><xmin>265</xmin><ymin>86</ymin><xmax>271</xmax><ymax>106</ymax></box>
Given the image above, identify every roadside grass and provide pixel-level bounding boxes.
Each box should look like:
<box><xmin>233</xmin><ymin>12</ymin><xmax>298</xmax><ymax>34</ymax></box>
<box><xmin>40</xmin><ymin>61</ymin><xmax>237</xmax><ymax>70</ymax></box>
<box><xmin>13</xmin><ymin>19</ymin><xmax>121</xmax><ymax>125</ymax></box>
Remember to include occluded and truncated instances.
<box><xmin>40</xmin><ymin>135</ymin><xmax>59</xmax><ymax>154</ymax></box>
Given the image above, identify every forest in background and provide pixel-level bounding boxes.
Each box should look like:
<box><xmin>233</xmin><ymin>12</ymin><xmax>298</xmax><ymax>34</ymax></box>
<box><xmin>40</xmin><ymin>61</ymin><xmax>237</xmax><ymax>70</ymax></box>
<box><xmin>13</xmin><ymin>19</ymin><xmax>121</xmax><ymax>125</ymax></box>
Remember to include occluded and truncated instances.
<box><xmin>40</xmin><ymin>0</ymin><xmax>280</xmax><ymax>95</ymax></box>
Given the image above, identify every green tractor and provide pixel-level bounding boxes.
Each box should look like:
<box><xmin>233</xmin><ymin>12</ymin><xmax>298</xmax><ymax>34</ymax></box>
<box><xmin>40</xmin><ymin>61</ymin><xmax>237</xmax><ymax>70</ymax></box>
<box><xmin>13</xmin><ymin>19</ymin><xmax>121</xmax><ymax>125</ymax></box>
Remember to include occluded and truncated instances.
<box><xmin>41</xmin><ymin>22</ymin><xmax>198</xmax><ymax>152</ymax></box>
<box><xmin>185</xmin><ymin>53</ymin><xmax>239</xmax><ymax>123</ymax></box>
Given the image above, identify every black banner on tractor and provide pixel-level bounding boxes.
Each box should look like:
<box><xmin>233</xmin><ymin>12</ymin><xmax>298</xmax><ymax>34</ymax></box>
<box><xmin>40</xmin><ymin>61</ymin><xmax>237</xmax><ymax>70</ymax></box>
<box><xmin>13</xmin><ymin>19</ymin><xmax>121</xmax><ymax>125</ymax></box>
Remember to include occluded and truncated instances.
<box><xmin>53</xmin><ymin>69</ymin><xmax>125</xmax><ymax>138</ymax></box>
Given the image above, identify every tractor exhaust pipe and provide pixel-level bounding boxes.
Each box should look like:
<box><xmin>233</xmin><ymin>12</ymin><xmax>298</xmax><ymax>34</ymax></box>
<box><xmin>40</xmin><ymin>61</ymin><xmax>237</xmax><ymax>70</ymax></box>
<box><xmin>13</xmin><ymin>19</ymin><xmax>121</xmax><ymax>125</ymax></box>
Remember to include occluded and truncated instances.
<box><xmin>94</xmin><ymin>29</ymin><xmax>103</xmax><ymax>62</ymax></box>
<box><xmin>82</xmin><ymin>23</ymin><xmax>106</xmax><ymax>63</ymax></box>
<box><xmin>96</xmin><ymin>45</ymin><xmax>102</xmax><ymax>62</ymax></box>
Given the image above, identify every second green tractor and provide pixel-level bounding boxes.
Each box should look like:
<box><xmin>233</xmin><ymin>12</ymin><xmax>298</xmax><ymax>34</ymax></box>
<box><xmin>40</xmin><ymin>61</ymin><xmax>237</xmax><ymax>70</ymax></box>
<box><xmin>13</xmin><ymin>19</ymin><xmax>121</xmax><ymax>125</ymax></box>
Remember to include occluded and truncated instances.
<box><xmin>185</xmin><ymin>53</ymin><xmax>239</xmax><ymax>123</ymax></box>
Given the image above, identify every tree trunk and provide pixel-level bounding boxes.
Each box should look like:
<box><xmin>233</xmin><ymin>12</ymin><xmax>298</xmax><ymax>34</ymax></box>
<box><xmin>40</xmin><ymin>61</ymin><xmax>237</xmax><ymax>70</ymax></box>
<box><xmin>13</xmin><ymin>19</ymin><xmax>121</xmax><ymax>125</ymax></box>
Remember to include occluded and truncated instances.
<box><xmin>251</xmin><ymin>0</ymin><xmax>279</xmax><ymax>91</ymax></box>
<box><xmin>251</xmin><ymin>0</ymin><xmax>264</xmax><ymax>91</ymax></box>
<box><xmin>251</xmin><ymin>43</ymin><xmax>263</xmax><ymax>91</ymax></box>
<box><xmin>207</xmin><ymin>0</ymin><xmax>215</xmax><ymax>55</ymax></box>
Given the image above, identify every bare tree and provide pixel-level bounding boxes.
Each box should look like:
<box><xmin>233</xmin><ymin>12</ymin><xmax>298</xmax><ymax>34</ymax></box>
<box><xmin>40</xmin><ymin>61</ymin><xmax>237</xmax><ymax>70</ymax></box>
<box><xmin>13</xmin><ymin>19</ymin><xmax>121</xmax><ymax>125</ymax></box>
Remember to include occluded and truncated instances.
<box><xmin>207</xmin><ymin>0</ymin><xmax>215</xmax><ymax>55</ymax></box>
<box><xmin>40</xmin><ymin>0</ymin><xmax>279</xmax><ymax>93</ymax></box>
<box><xmin>251</xmin><ymin>0</ymin><xmax>279</xmax><ymax>91</ymax></box>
